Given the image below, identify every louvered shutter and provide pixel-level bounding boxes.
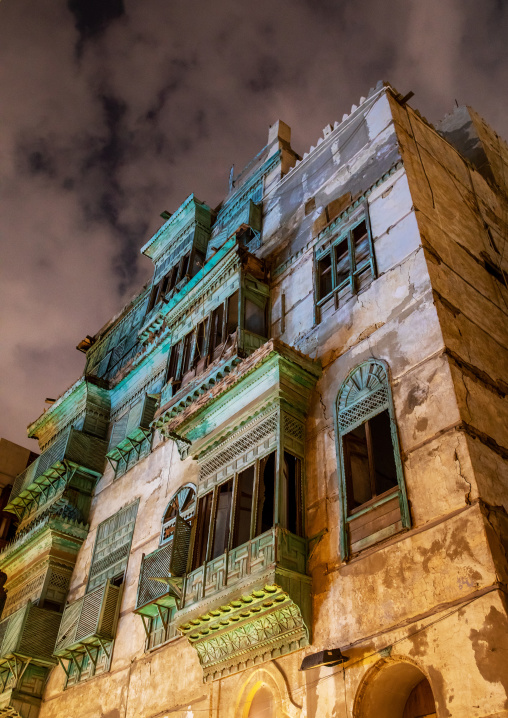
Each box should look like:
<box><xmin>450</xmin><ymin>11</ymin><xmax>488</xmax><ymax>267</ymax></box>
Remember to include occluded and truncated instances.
<box><xmin>87</xmin><ymin>502</ymin><xmax>138</xmax><ymax>592</ymax></box>
<box><xmin>96</xmin><ymin>351</ymin><xmax>112</xmax><ymax>378</ymax></box>
<box><xmin>125</xmin><ymin>399</ymin><xmax>144</xmax><ymax>438</ymax></box>
<box><xmin>109</xmin><ymin>412</ymin><xmax>130</xmax><ymax>450</ymax></box>
<box><xmin>169</xmin><ymin>515</ymin><xmax>192</xmax><ymax>577</ymax></box>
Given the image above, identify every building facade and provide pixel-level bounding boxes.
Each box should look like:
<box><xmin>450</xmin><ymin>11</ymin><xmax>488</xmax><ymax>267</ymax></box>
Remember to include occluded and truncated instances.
<box><xmin>0</xmin><ymin>81</ymin><xmax>507</xmax><ymax>718</ymax></box>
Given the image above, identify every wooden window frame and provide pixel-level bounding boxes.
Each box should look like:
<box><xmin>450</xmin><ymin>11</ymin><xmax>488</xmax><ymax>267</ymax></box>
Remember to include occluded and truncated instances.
<box><xmin>335</xmin><ymin>360</ymin><xmax>410</xmax><ymax>561</ymax></box>
<box><xmin>314</xmin><ymin>212</ymin><xmax>376</xmax><ymax>320</ymax></box>
<box><xmin>191</xmin><ymin>447</ymin><xmax>303</xmax><ymax>571</ymax></box>
<box><xmin>160</xmin><ymin>483</ymin><xmax>196</xmax><ymax>547</ymax></box>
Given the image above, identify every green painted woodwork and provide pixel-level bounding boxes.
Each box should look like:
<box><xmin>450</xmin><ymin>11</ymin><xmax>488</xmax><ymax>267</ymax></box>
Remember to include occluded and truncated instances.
<box><xmin>0</xmin><ymin>513</ymin><xmax>88</xmax><ymax>568</ymax></box>
<box><xmin>87</xmin><ymin>502</ymin><xmax>138</xmax><ymax>592</ymax></box>
<box><xmin>0</xmin><ymin>663</ymin><xmax>48</xmax><ymax>718</ymax></box>
<box><xmin>175</xmin><ymin>527</ymin><xmax>310</xmax><ymax>681</ymax></box>
<box><xmin>53</xmin><ymin>581</ymin><xmax>121</xmax><ymax>660</ymax></box>
<box><xmin>135</xmin><ymin>542</ymin><xmax>177</xmax><ymax>617</ymax></box>
<box><xmin>156</xmin><ymin>340</ymin><xmax>321</xmax><ymax>453</ymax></box>
<box><xmin>334</xmin><ymin>359</ymin><xmax>410</xmax><ymax>561</ymax></box>
<box><xmin>5</xmin><ymin>428</ymin><xmax>107</xmax><ymax>520</ymax></box>
<box><xmin>27</xmin><ymin>379</ymin><xmax>110</xmax><ymax>447</ymax></box>
<box><xmin>139</xmin><ymin>236</ymin><xmax>238</xmax><ymax>344</ymax></box>
<box><xmin>0</xmin><ymin>603</ymin><xmax>61</xmax><ymax>668</ymax></box>
<box><xmin>181</xmin><ymin>587</ymin><xmax>308</xmax><ymax>683</ymax></box>
<box><xmin>106</xmin><ymin>394</ymin><xmax>157</xmax><ymax>463</ymax></box>
<box><xmin>141</xmin><ymin>195</ymin><xmax>213</xmax><ymax>263</ymax></box>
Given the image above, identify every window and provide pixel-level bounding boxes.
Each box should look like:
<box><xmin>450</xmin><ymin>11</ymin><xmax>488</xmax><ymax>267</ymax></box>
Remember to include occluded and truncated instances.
<box><xmin>336</xmin><ymin>360</ymin><xmax>409</xmax><ymax>560</ymax></box>
<box><xmin>315</xmin><ymin>215</ymin><xmax>376</xmax><ymax>318</ymax></box>
<box><xmin>191</xmin><ymin>447</ymin><xmax>301</xmax><ymax>571</ymax></box>
<box><xmin>343</xmin><ymin>410</ymin><xmax>398</xmax><ymax>511</ymax></box>
<box><xmin>160</xmin><ymin>484</ymin><xmax>196</xmax><ymax>545</ymax></box>
<box><xmin>87</xmin><ymin>501</ymin><xmax>139</xmax><ymax>592</ymax></box>
<box><xmin>146</xmin><ymin>248</ymin><xmax>206</xmax><ymax>317</ymax></box>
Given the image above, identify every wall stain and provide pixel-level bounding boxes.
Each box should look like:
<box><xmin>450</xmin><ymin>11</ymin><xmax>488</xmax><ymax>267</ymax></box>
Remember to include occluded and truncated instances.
<box><xmin>426</xmin><ymin>665</ymin><xmax>452</xmax><ymax>717</ymax></box>
<box><xmin>469</xmin><ymin>603</ymin><xmax>508</xmax><ymax>708</ymax></box>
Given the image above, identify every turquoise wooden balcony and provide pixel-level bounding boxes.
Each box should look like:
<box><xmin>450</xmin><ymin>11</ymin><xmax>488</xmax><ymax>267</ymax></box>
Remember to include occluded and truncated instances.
<box><xmin>0</xmin><ymin>602</ymin><xmax>61</xmax><ymax>712</ymax></box>
<box><xmin>175</xmin><ymin>527</ymin><xmax>311</xmax><ymax>682</ymax></box>
<box><xmin>0</xmin><ymin>602</ymin><xmax>61</xmax><ymax>670</ymax></box>
<box><xmin>106</xmin><ymin>394</ymin><xmax>157</xmax><ymax>465</ymax></box>
<box><xmin>135</xmin><ymin>542</ymin><xmax>177</xmax><ymax>617</ymax></box>
<box><xmin>6</xmin><ymin>428</ymin><xmax>107</xmax><ymax>517</ymax></box>
<box><xmin>53</xmin><ymin>581</ymin><xmax>121</xmax><ymax>661</ymax></box>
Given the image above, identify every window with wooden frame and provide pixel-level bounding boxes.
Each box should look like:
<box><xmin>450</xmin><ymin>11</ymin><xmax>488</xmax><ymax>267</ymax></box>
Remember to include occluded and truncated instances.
<box><xmin>335</xmin><ymin>360</ymin><xmax>410</xmax><ymax>560</ymax></box>
<box><xmin>315</xmin><ymin>213</ymin><xmax>376</xmax><ymax>321</ymax></box>
<box><xmin>191</xmin><ymin>449</ymin><xmax>303</xmax><ymax>571</ymax></box>
<box><xmin>164</xmin><ymin>290</ymin><xmax>241</xmax><ymax>395</ymax></box>
<box><xmin>160</xmin><ymin>484</ymin><xmax>196</xmax><ymax>546</ymax></box>
<box><xmin>146</xmin><ymin>248</ymin><xmax>205</xmax><ymax>315</ymax></box>
<box><xmin>87</xmin><ymin>501</ymin><xmax>139</xmax><ymax>592</ymax></box>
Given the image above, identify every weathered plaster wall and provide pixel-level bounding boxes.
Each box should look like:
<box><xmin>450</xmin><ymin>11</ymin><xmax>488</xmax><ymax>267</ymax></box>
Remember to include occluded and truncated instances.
<box><xmin>38</xmin><ymin>87</ymin><xmax>508</xmax><ymax>718</ymax></box>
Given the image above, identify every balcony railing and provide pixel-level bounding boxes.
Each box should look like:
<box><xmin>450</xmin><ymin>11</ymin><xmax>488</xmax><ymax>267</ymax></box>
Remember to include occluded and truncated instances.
<box><xmin>0</xmin><ymin>603</ymin><xmax>61</xmax><ymax>667</ymax></box>
<box><xmin>8</xmin><ymin>428</ymin><xmax>107</xmax><ymax>506</ymax></box>
<box><xmin>174</xmin><ymin>527</ymin><xmax>311</xmax><ymax>682</ymax></box>
<box><xmin>54</xmin><ymin>581</ymin><xmax>121</xmax><ymax>659</ymax></box>
<box><xmin>181</xmin><ymin>527</ymin><xmax>307</xmax><ymax>611</ymax></box>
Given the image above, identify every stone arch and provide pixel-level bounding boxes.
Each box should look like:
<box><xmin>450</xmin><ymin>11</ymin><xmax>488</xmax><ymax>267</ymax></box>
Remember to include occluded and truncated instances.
<box><xmin>354</xmin><ymin>657</ymin><xmax>437</xmax><ymax>718</ymax></box>
<box><xmin>234</xmin><ymin>665</ymin><xmax>292</xmax><ymax>718</ymax></box>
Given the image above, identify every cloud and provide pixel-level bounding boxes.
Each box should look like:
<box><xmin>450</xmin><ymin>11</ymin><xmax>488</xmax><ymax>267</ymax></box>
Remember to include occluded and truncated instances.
<box><xmin>0</xmin><ymin>0</ymin><xmax>507</xmax><ymax>449</ymax></box>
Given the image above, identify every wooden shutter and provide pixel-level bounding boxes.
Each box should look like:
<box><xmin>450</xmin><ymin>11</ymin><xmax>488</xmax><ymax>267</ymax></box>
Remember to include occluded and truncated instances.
<box><xmin>169</xmin><ymin>515</ymin><xmax>192</xmax><ymax>577</ymax></box>
<box><xmin>109</xmin><ymin>412</ymin><xmax>130</xmax><ymax>449</ymax></box>
<box><xmin>87</xmin><ymin>502</ymin><xmax>138</xmax><ymax>592</ymax></box>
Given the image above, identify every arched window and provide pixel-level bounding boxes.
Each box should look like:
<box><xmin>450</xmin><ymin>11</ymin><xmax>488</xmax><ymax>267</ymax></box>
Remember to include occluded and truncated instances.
<box><xmin>335</xmin><ymin>360</ymin><xmax>409</xmax><ymax>560</ymax></box>
<box><xmin>160</xmin><ymin>483</ymin><xmax>196</xmax><ymax>545</ymax></box>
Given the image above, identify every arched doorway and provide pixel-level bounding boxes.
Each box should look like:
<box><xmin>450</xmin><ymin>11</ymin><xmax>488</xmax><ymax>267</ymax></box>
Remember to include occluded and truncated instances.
<box><xmin>248</xmin><ymin>685</ymin><xmax>276</xmax><ymax>718</ymax></box>
<box><xmin>354</xmin><ymin>659</ymin><xmax>437</xmax><ymax>718</ymax></box>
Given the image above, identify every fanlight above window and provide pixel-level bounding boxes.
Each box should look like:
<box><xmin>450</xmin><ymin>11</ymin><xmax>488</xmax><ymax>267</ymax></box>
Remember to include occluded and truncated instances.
<box><xmin>160</xmin><ymin>483</ymin><xmax>196</xmax><ymax>546</ymax></box>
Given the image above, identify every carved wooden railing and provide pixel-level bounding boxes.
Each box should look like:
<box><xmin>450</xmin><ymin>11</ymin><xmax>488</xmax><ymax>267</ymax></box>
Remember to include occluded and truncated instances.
<box><xmin>182</xmin><ymin>527</ymin><xmax>308</xmax><ymax>610</ymax></box>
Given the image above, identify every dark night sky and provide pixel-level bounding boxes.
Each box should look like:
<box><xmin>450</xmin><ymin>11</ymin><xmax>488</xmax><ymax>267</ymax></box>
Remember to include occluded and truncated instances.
<box><xmin>1</xmin><ymin>0</ymin><xmax>507</xmax><ymax>450</ymax></box>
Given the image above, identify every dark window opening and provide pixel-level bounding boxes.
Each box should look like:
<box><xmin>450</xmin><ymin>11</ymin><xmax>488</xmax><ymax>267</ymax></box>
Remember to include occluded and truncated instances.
<box><xmin>190</xmin><ymin>250</ymin><xmax>206</xmax><ymax>277</ymax></box>
<box><xmin>168</xmin><ymin>265</ymin><xmax>179</xmax><ymax>292</ymax></box>
<box><xmin>315</xmin><ymin>214</ymin><xmax>374</xmax><ymax>314</ymax></box>
<box><xmin>237</xmin><ymin>227</ymin><xmax>255</xmax><ymax>247</ymax></box>
<box><xmin>211</xmin><ymin>479</ymin><xmax>233</xmax><ymax>560</ymax></box>
<box><xmin>231</xmin><ymin>465</ymin><xmax>255</xmax><ymax>549</ymax></box>
<box><xmin>159</xmin><ymin>274</ymin><xmax>170</xmax><ymax>298</ymax></box>
<box><xmin>256</xmin><ymin>452</ymin><xmax>276</xmax><ymax>536</ymax></box>
<box><xmin>42</xmin><ymin>599</ymin><xmax>62</xmax><ymax>613</ymax></box>
<box><xmin>210</xmin><ymin>304</ymin><xmax>225</xmax><ymax>355</ymax></box>
<box><xmin>343</xmin><ymin>409</ymin><xmax>398</xmax><ymax>512</ymax></box>
<box><xmin>147</xmin><ymin>284</ymin><xmax>159</xmax><ymax>313</ymax></box>
<box><xmin>227</xmin><ymin>291</ymin><xmax>239</xmax><ymax>336</ymax></box>
<box><xmin>178</xmin><ymin>253</ymin><xmax>190</xmax><ymax>283</ymax></box>
<box><xmin>193</xmin><ymin>319</ymin><xmax>208</xmax><ymax>370</ymax></box>
<box><xmin>166</xmin><ymin>343</ymin><xmax>181</xmax><ymax>386</ymax></box>
<box><xmin>192</xmin><ymin>492</ymin><xmax>213</xmax><ymax>570</ymax></box>
<box><xmin>284</xmin><ymin>452</ymin><xmax>302</xmax><ymax>536</ymax></box>
<box><xmin>181</xmin><ymin>332</ymin><xmax>194</xmax><ymax>377</ymax></box>
<box><xmin>244</xmin><ymin>297</ymin><xmax>266</xmax><ymax>337</ymax></box>
<box><xmin>317</xmin><ymin>254</ymin><xmax>333</xmax><ymax>300</ymax></box>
